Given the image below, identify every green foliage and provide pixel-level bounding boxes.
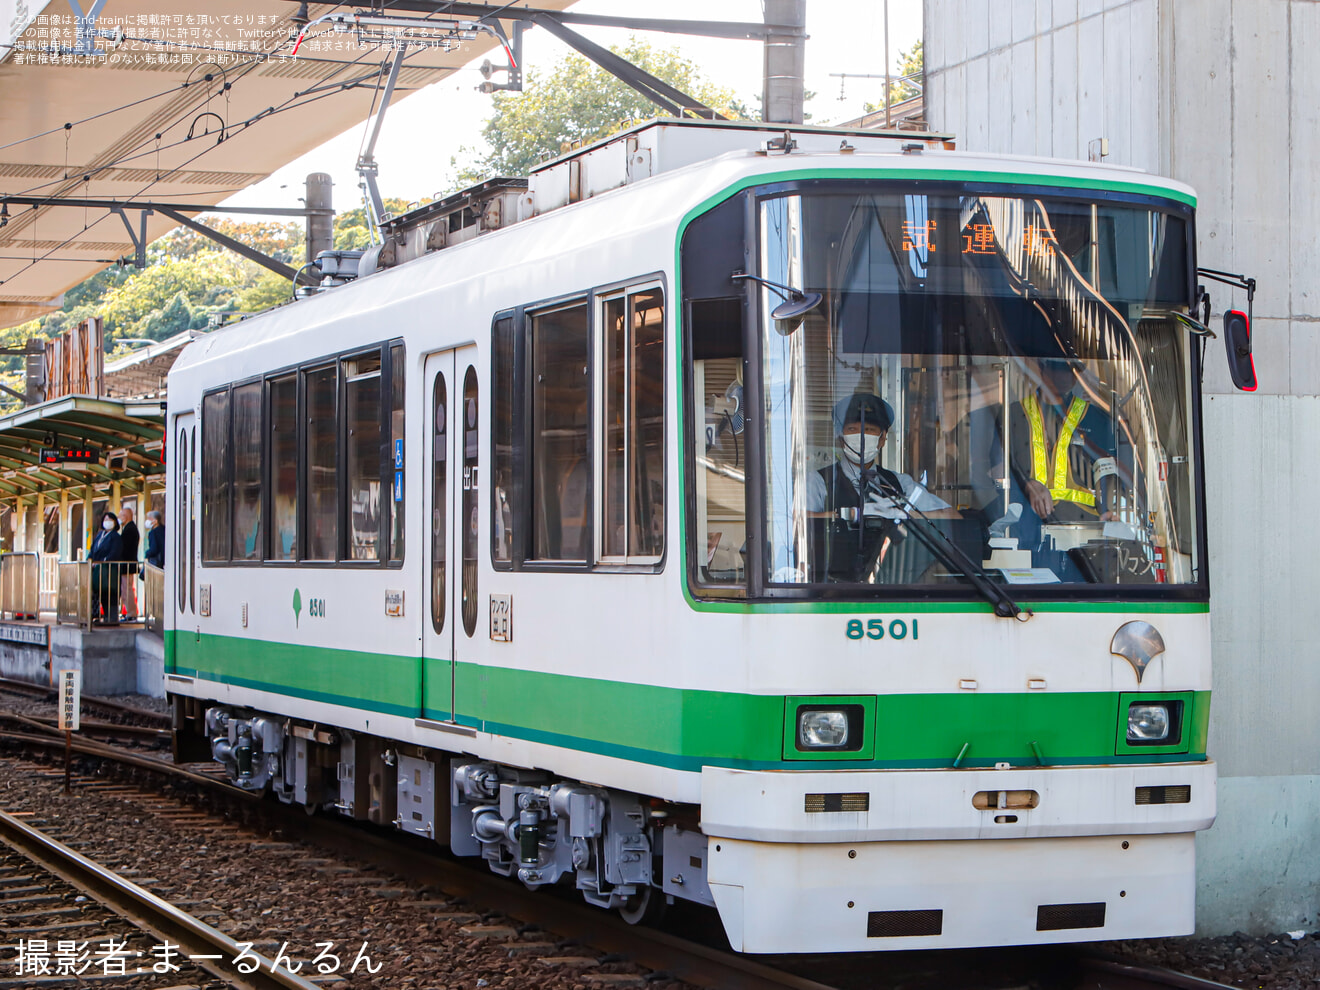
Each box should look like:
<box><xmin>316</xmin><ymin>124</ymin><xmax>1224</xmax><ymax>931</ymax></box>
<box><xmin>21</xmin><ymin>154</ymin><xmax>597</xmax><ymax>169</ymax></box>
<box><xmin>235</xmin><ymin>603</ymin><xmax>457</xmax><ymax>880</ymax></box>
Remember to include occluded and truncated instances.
<box><xmin>98</xmin><ymin>253</ymin><xmax>244</xmax><ymax>341</ymax></box>
<box><xmin>237</xmin><ymin>269</ymin><xmax>295</xmax><ymax>313</ymax></box>
<box><xmin>453</xmin><ymin>38</ymin><xmax>751</xmax><ymax>185</ymax></box>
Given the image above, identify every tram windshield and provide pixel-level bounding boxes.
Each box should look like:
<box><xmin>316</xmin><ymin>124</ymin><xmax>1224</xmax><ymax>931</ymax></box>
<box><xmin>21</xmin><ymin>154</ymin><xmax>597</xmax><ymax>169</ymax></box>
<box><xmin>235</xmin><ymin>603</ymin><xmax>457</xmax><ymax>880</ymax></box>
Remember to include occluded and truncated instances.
<box><xmin>691</xmin><ymin>187</ymin><xmax>1201</xmax><ymax>594</ymax></box>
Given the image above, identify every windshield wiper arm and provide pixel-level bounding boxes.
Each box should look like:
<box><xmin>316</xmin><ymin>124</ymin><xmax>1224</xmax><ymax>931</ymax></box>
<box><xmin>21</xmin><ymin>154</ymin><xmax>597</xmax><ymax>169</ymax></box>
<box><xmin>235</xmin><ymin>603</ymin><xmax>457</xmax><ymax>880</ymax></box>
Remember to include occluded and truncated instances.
<box><xmin>877</xmin><ymin>476</ymin><xmax>1032</xmax><ymax>621</ymax></box>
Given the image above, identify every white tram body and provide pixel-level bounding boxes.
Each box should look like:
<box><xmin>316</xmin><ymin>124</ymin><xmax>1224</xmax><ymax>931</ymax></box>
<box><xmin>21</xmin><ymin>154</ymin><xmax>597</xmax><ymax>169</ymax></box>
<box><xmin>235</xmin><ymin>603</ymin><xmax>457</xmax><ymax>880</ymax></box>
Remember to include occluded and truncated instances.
<box><xmin>165</xmin><ymin>120</ymin><xmax>1216</xmax><ymax>952</ymax></box>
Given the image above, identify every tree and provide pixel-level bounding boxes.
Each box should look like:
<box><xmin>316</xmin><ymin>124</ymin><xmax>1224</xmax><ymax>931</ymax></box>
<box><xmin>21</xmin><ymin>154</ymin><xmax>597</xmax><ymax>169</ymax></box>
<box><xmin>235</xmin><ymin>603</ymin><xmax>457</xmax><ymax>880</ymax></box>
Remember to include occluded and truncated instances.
<box><xmin>154</xmin><ymin>219</ymin><xmax>304</xmax><ymax>263</ymax></box>
<box><xmin>453</xmin><ymin>38</ymin><xmax>751</xmax><ymax>185</ymax></box>
<box><xmin>98</xmin><ymin>253</ymin><xmax>243</xmax><ymax>341</ymax></box>
<box><xmin>865</xmin><ymin>40</ymin><xmax>924</xmax><ymax>111</ymax></box>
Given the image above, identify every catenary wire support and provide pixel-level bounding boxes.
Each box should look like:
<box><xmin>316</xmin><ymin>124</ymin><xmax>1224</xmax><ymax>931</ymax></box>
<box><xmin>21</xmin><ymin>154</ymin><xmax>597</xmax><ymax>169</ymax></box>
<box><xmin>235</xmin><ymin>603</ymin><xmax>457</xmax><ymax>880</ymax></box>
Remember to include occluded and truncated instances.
<box><xmin>0</xmin><ymin>195</ymin><xmax>327</xmax><ymax>281</ymax></box>
<box><xmin>357</xmin><ymin>44</ymin><xmax>408</xmax><ymax>238</ymax></box>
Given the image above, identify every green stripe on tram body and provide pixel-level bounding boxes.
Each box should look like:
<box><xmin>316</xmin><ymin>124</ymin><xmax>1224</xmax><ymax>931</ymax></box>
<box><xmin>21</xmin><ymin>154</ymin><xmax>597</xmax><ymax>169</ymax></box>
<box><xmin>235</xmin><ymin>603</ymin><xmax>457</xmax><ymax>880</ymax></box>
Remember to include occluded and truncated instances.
<box><xmin>169</xmin><ymin>633</ymin><xmax>1209</xmax><ymax>771</ymax></box>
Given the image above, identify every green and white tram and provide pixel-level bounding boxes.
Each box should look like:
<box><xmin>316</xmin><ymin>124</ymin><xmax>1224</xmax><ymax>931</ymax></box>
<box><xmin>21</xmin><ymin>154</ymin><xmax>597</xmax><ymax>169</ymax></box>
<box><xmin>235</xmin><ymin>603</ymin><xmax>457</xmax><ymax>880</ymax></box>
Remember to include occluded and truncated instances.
<box><xmin>165</xmin><ymin>120</ymin><xmax>1242</xmax><ymax>952</ymax></box>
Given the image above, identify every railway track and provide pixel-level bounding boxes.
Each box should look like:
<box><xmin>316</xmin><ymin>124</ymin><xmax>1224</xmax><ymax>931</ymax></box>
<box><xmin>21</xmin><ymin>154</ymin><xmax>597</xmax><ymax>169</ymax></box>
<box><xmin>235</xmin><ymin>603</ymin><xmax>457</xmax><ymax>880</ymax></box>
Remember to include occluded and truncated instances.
<box><xmin>0</xmin><ymin>803</ymin><xmax>320</xmax><ymax>989</ymax></box>
<box><xmin>0</xmin><ymin>719</ymin><xmax>1250</xmax><ymax>990</ymax></box>
<box><xmin>0</xmin><ymin>674</ymin><xmax>171</xmax><ymax>728</ymax></box>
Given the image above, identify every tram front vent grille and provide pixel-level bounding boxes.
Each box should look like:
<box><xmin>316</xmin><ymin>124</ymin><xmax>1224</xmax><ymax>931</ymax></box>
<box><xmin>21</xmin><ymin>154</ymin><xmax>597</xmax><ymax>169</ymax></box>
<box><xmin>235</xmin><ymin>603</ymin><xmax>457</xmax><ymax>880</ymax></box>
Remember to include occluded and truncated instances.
<box><xmin>866</xmin><ymin>909</ymin><xmax>944</xmax><ymax>938</ymax></box>
<box><xmin>804</xmin><ymin>792</ymin><xmax>870</xmax><ymax>813</ymax></box>
<box><xmin>1135</xmin><ymin>785</ymin><xmax>1191</xmax><ymax>805</ymax></box>
<box><xmin>1036</xmin><ymin>902</ymin><xmax>1107</xmax><ymax>931</ymax></box>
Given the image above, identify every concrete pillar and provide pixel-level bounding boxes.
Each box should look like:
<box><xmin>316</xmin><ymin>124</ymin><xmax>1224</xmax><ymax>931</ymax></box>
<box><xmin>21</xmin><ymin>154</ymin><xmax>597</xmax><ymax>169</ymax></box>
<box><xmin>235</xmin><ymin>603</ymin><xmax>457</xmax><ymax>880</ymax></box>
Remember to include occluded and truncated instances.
<box><xmin>58</xmin><ymin>489</ymin><xmax>69</xmax><ymax>560</ymax></box>
<box><xmin>762</xmin><ymin>0</ymin><xmax>806</xmax><ymax>124</ymax></box>
<box><xmin>34</xmin><ymin>490</ymin><xmax>44</xmax><ymax>554</ymax></box>
<box><xmin>81</xmin><ymin>485</ymin><xmax>92</xmax><ymax>560</ymax></box>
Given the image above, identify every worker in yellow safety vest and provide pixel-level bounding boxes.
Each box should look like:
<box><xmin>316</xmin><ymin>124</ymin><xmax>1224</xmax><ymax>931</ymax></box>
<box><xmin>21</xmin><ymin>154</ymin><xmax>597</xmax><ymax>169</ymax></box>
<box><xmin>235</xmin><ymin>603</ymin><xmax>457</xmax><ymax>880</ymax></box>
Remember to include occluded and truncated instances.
<box><xmin>1012</xmin><ymin>362</ymin><xmax>1119</xmax><ymax>525</ymax></box>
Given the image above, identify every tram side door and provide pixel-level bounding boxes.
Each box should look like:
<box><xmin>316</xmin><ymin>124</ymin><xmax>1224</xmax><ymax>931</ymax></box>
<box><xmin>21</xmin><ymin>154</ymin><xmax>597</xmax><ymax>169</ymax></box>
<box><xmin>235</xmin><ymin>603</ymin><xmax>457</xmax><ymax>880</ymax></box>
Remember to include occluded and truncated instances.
<box><xmin>420</xmin><ymin>347</ymin><xmax>476</xmax><ymax>722</ymax></box>
<box><xmin>168</xmin><ymin>411</ymin><xmax>197</xmax><ymax>673</ymax></box>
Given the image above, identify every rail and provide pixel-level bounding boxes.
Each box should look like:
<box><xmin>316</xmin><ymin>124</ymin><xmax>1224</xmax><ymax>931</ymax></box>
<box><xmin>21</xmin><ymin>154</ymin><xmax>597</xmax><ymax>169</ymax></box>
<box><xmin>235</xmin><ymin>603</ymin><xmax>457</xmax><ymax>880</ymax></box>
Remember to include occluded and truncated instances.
<box><xmin>0</xmin><ymin>727</ymin><xmax>1244</xmax><ymax>990</ymax></box>
<box><xmin>0</xmin><ymin>551</ymin><xmax>39</xmax><ymax>619</ymax></box>
<box><xmin>143</xmin><ymin>561</ymin><xmax>164</xmax><ymax>634</ymax></box>
<box><xmin>0</xmin><ymin>808</ymin><xmax>319</xmax><ymax>990</ymax></box>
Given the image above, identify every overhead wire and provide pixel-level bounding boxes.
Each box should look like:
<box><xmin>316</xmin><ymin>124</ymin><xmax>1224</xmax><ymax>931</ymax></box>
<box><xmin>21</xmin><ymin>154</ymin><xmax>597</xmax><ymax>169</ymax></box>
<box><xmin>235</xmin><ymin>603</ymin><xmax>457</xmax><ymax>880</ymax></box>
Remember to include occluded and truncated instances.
<box><xmin>0</xmin><ymin>75</ymin><xmax>409</xmax><ymax>289</ymax></box>
<box><xmin>0</xmin><ymin>44</ymin><xmax>403</xmax><ymax>206</ymax></box>
<box><xmin>0</xmin><ymin>12</ymin><xmax>444</xmax><ymax>289</ymax></box>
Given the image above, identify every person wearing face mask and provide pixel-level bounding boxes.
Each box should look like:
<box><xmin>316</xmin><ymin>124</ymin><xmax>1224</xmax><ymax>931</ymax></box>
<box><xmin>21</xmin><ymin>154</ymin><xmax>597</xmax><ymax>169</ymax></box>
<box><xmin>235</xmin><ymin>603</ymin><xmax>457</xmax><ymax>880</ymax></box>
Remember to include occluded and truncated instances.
<box><xmin>143</xmin><ymin>510</ymin><xmax>165</xmax><ymax>569</ymax></box>
<box><xmin>804</xmin><ymin>393</ymin><xmax>954</xmax><ymax>583</ymax></box>
<box><xmin>88</xmin><ymin>511</ymin><xmax>123</xmax><ymax>625</ymax></box>
<box><xmin>805</xmin><ymin>393</ymin><xmax>952</xmax><ymax>519</ymax></box>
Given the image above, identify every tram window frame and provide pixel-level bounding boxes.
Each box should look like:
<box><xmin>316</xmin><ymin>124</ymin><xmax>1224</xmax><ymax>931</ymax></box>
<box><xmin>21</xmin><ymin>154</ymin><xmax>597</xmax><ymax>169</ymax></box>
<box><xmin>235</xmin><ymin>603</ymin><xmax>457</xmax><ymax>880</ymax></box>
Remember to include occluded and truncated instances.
<box><xmin>489</xmin><ymin>275</ymin><xmax>667</xmax><ymax>574</ymax></box>
<box><xmin>595</xmin><ymin>279</ymin><xmax>666</xmax><ymax>569</ymax></box>
<box><xmin>230</xmin><ymin>380</ymin><xmax>264</xmax><ymax>562</ymax></box>
<box><xmin>200</xmin><ymin>386</ymin><xmax>233</xmax><ymax>564</ymax></box>
<box><xmin>198</xmin><ymin>338</ymin><xmax>405</xmax><ymax>570</ymax></box>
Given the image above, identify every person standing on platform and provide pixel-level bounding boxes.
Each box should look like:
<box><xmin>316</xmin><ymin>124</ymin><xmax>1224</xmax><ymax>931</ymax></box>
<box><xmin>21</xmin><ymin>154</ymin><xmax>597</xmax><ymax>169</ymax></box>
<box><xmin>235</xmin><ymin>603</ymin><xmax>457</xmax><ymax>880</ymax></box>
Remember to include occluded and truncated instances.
<box><xmin>118</xmin><ymin>506</ymin><xmax>139</xmax><ymax>621</ymax></box>
<box><xmin>89</xmin><ymin>511</ymin><xmax>122</xmax><ymax>625</ymax></box>
<box><xmin>144</xmin><ymin>510</ymin><xmax>164</xmax><ymax>568</ymax></box>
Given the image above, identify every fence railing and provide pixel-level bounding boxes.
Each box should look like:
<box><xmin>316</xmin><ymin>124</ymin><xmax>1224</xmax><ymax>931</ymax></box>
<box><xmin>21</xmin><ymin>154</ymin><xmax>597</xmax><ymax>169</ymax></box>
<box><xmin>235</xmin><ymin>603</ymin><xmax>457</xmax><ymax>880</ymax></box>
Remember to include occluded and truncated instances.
<box><xmin>39</xmin><ymin>552</ymin><xmax>58</xmax><ymax>613</ymax></box>
<box><xmin>143</xmin><ymin>563</ymin><xmax>164</xmax><ymax>635</ymax></box>
<box><xmin>0</xmin><ymin>552</ymin><xmax>40</xmax><ymax>619</ymax></box>
<box><xmin>57</xmin><ymin>561</ymin><xmax>90</xmax><ymax>629</ymax></box>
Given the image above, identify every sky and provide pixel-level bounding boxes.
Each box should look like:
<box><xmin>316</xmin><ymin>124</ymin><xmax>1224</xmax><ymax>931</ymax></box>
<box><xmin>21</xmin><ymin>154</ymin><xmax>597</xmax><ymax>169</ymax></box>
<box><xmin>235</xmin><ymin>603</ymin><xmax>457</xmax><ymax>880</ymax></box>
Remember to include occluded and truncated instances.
<box><xmin>225</xmin><ymin>0</ymin><xmax>921</xmax><ymax>215</ymax></box>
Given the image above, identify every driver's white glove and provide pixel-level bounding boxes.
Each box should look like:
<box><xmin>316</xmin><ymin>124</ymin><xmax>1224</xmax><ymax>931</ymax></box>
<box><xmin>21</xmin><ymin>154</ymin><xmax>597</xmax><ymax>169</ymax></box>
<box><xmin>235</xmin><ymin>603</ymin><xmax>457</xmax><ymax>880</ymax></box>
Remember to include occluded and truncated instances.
<box><xmin>863</xmin><ymin>490</ymin><xmax>908</xmax><ymax>519</ymax></box>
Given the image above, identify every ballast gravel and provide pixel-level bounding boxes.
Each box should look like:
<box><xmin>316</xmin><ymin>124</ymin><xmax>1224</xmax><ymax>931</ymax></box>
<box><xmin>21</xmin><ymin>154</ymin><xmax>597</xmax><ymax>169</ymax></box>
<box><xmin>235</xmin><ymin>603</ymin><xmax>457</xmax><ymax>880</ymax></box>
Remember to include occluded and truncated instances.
<box><xmin>0</xmin><ymin>753</ymin><xmax>687</xmax><ymax>990</ymax></box>
<box><xmin>1106</xmin><ymin>931</ymin><xmax>1320</xmax><ymax>990</ymax></box>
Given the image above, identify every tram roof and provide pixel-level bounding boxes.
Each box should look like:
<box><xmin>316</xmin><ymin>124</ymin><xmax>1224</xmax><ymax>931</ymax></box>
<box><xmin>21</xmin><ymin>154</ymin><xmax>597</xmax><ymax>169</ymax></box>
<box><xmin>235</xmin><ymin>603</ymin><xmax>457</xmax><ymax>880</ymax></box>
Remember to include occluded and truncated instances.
<box><xmin>0</xmin><ymin>0</ymin><xmax>577</xmax><ymax>331</ymax></box>
<box><xmin>0</xmin><ymin>394</ymin><xmax>164</xmax><ymax>499</ymax></box>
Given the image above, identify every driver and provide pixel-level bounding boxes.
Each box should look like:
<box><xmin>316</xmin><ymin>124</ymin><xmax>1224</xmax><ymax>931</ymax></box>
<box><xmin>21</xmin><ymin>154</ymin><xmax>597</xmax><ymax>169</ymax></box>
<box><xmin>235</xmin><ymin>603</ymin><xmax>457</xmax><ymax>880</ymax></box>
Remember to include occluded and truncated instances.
<box><xmin>805</xmin><ymin>392</ymin><xmax>951</xmax><ymax>519</ymax></box>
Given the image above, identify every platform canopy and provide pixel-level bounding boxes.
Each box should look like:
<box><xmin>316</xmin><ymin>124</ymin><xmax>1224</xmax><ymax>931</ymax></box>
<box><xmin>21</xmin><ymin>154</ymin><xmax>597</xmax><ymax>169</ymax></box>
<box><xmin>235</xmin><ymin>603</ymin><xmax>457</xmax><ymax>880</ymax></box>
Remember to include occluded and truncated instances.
<box><xmin>0</xmin><ymin>0</ymin><xmax>577</xmax><ymax>330</ymax></box>
<box><xmin>0</xmin><ymin>393</ymin><xmax>164</xmax><ymax>497</ymax></box>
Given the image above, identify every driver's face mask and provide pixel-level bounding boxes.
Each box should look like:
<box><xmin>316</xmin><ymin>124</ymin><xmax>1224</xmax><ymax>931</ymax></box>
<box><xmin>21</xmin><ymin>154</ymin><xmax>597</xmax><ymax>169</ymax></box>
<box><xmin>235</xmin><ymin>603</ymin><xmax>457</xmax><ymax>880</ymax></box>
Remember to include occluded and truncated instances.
<box><xmin>841</xmin><ymin>432</ymin><xmax>883</xmax><ymax>465</ymax></box>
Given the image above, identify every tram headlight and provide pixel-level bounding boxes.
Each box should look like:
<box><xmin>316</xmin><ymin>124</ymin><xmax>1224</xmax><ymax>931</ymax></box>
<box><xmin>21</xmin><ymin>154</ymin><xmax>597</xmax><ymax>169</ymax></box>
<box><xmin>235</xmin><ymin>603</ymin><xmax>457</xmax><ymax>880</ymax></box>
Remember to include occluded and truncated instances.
<box><xmin>1127</xmin><ymin>703</ymin><xmax>1172</xmax><ymax>742</ymax></box>
<box><xmin>798</xmin><ymin>709</ymin><xmax>850</xmax><ymax>748</ymax></box>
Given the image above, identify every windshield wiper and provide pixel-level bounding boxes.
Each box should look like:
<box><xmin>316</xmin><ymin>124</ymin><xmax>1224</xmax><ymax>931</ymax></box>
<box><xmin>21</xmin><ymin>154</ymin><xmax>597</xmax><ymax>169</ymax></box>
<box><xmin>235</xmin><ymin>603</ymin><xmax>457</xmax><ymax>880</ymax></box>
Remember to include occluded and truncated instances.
<box><xmin>872</xmin><ymin>475</ymin><xmax>1032</xmax><ymax>621</ymax></box>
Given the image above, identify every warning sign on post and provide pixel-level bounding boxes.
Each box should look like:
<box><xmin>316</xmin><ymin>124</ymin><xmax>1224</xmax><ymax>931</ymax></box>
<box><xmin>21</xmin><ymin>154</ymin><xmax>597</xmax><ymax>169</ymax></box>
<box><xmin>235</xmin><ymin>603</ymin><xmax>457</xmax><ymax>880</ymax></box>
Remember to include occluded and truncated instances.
<box><xmin>57</xmin><ymin>669</ymin><xmax>80</xmax><ymax>732</ymax></box>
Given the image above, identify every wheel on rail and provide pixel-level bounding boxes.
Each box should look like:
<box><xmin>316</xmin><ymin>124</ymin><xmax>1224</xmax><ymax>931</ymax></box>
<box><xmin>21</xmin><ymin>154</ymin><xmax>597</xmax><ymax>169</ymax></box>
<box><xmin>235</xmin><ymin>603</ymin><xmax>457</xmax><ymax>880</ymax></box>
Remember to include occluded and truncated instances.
<box><xmin>617</xmin><ymin>885</ymin><xmax>666</xmax><ymax>926</ymax></box>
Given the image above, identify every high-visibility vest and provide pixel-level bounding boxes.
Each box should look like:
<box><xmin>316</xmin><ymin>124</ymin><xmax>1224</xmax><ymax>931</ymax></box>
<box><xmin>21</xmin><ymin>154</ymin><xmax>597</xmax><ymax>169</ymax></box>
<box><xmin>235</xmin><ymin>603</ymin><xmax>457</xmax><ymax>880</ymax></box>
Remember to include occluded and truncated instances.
<box><xmin>1021</xmin><ymin>394</ymin><xmax>1097</xmax><ymax>508</ymax></box>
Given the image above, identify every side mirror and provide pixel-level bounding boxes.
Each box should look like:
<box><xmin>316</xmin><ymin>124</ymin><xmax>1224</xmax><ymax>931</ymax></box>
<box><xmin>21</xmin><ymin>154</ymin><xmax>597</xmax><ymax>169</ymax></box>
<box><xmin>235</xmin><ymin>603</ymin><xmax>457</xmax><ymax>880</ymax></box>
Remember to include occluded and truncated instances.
<box><xmin>1223</xmin><ymin>309</ymin><xmax>1256</xmax><ymax>391</ymax></box>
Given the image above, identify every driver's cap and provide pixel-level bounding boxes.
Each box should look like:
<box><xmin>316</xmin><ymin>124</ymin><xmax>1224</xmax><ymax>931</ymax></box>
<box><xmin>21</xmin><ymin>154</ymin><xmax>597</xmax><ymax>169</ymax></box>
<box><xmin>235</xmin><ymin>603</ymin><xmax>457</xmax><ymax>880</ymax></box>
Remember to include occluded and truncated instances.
<box><xmin>833</xmin><ymin>393</ymin><xmax>893</xmax><ymax>435</ymax></box>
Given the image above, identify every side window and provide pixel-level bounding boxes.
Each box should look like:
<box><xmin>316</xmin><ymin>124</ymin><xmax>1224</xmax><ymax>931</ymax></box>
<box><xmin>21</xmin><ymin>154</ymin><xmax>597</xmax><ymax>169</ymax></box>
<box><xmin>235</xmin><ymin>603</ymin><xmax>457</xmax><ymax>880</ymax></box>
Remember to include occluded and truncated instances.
<box><xmin>461</xmin><ymin>366</ymin><xmax>479</xmax><ymax>637</ymax></box>
<box><xmin>492</xmin><ymin>316</ymin><xmax>515</xmax><ymax>566</ymax></box>
<box><xmin>531</xmin><ymin>302</ymin><xmax>590</xmax><ymax>562</ymax></box>
<box><xmin>389</xmin><ymin>343</ymin><xmax>406</xmax><ymax>562</ymax></box>
<box><xmin>231</xmin><ymin>382</ymin><xmax>262</xmax><ymax>561</ymax></box>
<box><xmin>343</xmin><ymin>351</ymin><xmax>382</xmax><ymax>560</ymax></box>
<box><xmin>201</xmin><ymin>390</ymin><xmax>230</xmax><ymax>562</ymax></box>
<box><xmin>268</xmin><ymin>375</ymin><xmax>298</xmax><ymax>560</ymax></box>
<box><xmin>600</xmin><ymin>286</ymin><xmax>664</xmax><ymax>562</ymax></box>
<box><xmin>304</xmin><ymin>365</ymin><xmax>338</xmax><ymax>560</ymax></box>
<box><xmin>431</xmin><ymin>372</ymin><xmax>447</xmax><ymax>634</ymax></box>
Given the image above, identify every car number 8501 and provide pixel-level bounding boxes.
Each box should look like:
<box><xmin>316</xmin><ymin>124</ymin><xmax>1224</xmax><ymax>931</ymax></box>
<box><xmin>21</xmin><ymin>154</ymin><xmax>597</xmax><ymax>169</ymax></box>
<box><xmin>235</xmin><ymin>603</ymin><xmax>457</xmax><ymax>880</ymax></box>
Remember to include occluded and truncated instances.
<box><xmin>846</xmin><ymin>618</ymin><xmax>918</xmax><ymax>641</ymax></box>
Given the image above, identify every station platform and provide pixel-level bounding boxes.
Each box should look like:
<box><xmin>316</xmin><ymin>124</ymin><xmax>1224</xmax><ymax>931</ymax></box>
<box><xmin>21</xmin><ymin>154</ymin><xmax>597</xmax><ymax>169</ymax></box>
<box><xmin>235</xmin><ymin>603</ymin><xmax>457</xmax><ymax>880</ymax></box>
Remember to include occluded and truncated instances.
<box><xmin>0</xmin><ymin>617</ymin><xmax>163</xmax><ymax>698</ymax></box>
